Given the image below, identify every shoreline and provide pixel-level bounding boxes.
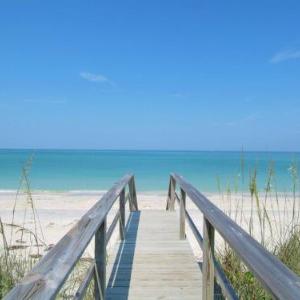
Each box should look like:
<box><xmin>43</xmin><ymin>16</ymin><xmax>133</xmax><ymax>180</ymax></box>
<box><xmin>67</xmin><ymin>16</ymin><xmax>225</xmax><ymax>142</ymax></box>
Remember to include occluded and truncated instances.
<box><xmin>0</xmin><ymin>189</ymin><xmax>297</xmax><ymax>194</ymax></box>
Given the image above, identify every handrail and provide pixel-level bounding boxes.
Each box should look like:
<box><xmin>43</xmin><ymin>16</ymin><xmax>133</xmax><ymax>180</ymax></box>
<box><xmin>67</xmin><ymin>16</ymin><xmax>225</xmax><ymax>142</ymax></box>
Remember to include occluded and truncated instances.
<box><xmin>4</xmin><ymin>174</ymin><xmax>138</xmax><ymax>300</ymax></box>
<box><xmin>173</xmin><ymin>191</ymin><xmax>238</xmax><ymax>300</ymax></box>
<box><xmin>166</xmin><ymin>173</ymin><xmax>300</xmax><ymax>300</ymax></box>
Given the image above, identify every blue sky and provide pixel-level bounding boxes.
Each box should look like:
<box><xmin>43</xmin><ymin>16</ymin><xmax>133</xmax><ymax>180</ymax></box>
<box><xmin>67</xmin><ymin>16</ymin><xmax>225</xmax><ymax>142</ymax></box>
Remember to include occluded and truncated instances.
<box><xmin>0</xmin><ymin>1</ymin><xmax>299</xmax><ymax>151</ymax></box>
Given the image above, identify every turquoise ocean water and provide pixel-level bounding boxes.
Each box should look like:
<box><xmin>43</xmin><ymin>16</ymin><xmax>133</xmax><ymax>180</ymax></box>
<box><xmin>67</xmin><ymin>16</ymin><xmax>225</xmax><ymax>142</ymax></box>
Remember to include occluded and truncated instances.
<box><xmin>0</xmin><ymin>150</ymin><xmax>299</xmax><ymax>192</ymax></box>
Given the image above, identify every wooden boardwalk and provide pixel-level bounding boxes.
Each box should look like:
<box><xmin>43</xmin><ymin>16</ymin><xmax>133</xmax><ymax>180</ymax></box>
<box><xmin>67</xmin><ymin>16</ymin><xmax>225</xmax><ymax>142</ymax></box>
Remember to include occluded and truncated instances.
<box><xmin>106</xmin><ymin>210</ymin><xmax>203</xmax><ymax>300</ymax></box>
<box><xmin>6</xmin><ymin>174</ymin><xmax>300</xmax><ymax>300</ymax></box>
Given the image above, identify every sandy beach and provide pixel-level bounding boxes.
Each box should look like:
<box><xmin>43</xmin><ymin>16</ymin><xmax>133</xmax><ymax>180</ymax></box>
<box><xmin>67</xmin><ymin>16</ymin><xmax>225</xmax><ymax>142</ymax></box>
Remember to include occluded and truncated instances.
<box><xmin>0</xmin><ymin>190</ymin><xmax>298</xmax><ymax>262</ymax></box>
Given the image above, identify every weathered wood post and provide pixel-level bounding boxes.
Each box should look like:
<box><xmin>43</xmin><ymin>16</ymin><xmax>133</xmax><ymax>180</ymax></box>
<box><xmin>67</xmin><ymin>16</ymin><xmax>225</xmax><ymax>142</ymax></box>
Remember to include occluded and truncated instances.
<box><xmin>167</xmin><ymin>176</ymin><xmax>176</xmax><ymax>211</ymax></box>
<box><xmin>179</xmin><ymin>188</ymin><xmax>186</xmax><ymax>239</ymax></box>
<box><xmin>95</xmin><ymin>217</ymin><xmax>107</xmax><ymax>300</ymax></box>
<box><xmin>119</xmin><ymin>188</ymin><xmax>125</xmax><ymax>240</ymax></box>
<box><xmin>202</xmin><ymin>217</ymin><xmax>215</xmax><ymax>300</ymax></box>
<box><xmin>129</xmin><ymin>177</ymin><xmax>138</xmax><ymax>211</ymax></box>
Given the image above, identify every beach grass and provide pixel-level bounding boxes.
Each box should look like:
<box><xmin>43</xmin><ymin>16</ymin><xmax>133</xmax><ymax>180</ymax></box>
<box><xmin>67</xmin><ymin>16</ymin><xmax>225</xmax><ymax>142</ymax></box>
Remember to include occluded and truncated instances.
<box><xmin>0</xmin><ymin>158</ymin><xmax>96</xmax><ymax>299</ymax></box>
<box><xmin>216</xmin><ymin>160</ymin><xmax>300</xmax><ymax>299</ymax></box>
<box><xmin>0</xmin><ymin>157</ymin><xmax>45</xmax><ymax>298</ymax></box>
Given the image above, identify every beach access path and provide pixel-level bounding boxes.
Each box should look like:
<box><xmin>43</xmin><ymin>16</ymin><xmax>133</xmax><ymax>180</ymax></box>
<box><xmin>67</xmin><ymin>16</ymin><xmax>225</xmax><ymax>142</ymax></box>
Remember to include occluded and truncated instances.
<box><xmin>106</xmin><ymin>209</ymin><xmax>203</xmax><ymax>300</ymax></box>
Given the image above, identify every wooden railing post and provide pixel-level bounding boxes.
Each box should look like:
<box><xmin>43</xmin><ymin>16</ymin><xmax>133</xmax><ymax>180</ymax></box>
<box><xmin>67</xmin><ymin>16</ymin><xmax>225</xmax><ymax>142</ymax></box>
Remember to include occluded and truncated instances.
<box><xmin>180</xmin><ymin>188</ymin><xmax>186</xmax><ymax>239</ymax></box>
<box><xmin>167</xmin><ymin>176</ymin><xmax>176</xmax><ymax>211</ymax></box>
<box><xmin>202</xmin><ymin>217</ymin><xmax>215</xmax><ymax>300</ymax></box>
<box><xmin>95</xmin><ymin>217</ymin><xmax>107</xmax><ymax>300</ymax></box>
<box><xmin>119</xmin><ymin>188</ymin><xmax>125</xmax><ymax>240</ymax></box>
<box><xmin>129</xmin><ymin>177</ymin><xmax>138</xmax><ymax>211</ymax></box>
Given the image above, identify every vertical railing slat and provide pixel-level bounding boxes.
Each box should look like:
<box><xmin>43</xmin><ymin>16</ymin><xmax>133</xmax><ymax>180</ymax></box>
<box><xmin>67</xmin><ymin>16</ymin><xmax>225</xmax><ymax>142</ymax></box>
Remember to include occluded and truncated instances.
<box><xmin>167</xmin><ymin>176</ymin><xmax>176</xmax><ymax>211</ymax></box>
<box><xmin>129</xmin><ymin>177</ymin><xmax>138</xmax><ymax>211</ymax></box>
<box><xmin>73</xmin><ymin>264</ymin><xmax>94</xmax><ymax>300</ymax></box>
<box><xmin>119</xmin><ymin>188</ymin><xmax>125</xmax><ymax>240</ymax></box>
<box><xmin>95</xmin><ymin>217</ymin><xmax>107</xmax><ymax>300</ymax></box>
<box><xmin>180</xmin><ymin>188</ymin><xmax>186</xmax><ymax>239</ymax></box>
<box><xmin>202</xmin><ymin>217</ymin><xmax>215</xmax><ymax>300</ymax></box>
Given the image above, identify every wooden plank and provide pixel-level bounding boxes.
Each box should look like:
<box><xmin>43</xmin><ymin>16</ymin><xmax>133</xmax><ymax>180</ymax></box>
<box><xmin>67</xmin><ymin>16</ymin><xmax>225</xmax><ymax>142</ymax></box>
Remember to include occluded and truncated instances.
<box><xmin>128</xmin><ymin>178</ymin><xmax>138</xmax><ymax>211</ymax></box>
<box><xmin>4</xmin><ymin>174</ymin><xmax>134</xmax><ymax>300</ymax></box>
<box><xmin>185</xmin><ymin>210</ymin><xmax>238</xmax><ymax>300</ymax></box>
<box><xmin>106</xmin><ymin>287</ymin><xmax>203</xmax><ymax>300</ymax></box>
<box><xmin>106</xmin><ymin>210</ymin><xmax>202</xmax><ymax>300</ymax></box>
<box><xmin>202</xmin><ymin>217</ymin><xmax>215</xmax><ymax>300</ymax></box>
<box><xmin>172</xmin><ymin>173</ymin><xmax>300</xmax><ymax>300</ymax></box>
<box><xmin>166</xmin><ymin>176</ymin><xmax>176</xmax><ymax>211</ymax></box>
<box><xmin>73</xmin><ymin>264</ymin><xmax>94</xmax><ymax>300</ymax></box>
<box><xmin>119</xmin><ymin>188</ymin><xmax>125</xmax><ymax>240</ymax></box>
<box><xmin>180</xmin><ymin>188</ymin><xmax>186</xmax><ymax>239</ymax></box>
<box><xmin>95</xmin><ymin>217</ymin><xmax>106</xmax><ymax>300</ymax></box>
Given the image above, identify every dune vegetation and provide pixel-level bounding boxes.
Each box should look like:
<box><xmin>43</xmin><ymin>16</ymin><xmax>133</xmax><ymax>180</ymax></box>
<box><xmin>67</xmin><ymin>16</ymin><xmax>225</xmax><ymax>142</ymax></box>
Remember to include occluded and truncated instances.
<box><xmin>216</xmin><ymin>159</ymin><xmax>300</xmax><ymax>299</ymax></box>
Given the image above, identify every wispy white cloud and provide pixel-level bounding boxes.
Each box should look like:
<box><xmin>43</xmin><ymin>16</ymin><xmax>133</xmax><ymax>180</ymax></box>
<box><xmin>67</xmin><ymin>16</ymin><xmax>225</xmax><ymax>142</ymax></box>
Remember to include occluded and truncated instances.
<box><xmin>270</xmin><ymin>49</ymin><xmax>300</xmax><ymax>64</ymax></box>
<box><xmin>80</xmin><ymin>72</ymin><xmax>114</xmax><ymax>85</ymax></box>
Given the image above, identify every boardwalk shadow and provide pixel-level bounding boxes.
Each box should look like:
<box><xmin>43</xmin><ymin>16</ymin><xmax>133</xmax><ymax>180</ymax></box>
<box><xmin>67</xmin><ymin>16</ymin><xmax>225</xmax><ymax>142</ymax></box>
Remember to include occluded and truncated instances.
<box><xmin>106</xmin><ymin>211</ymin><xmax>140</xmax><ymax>300</ymax></box>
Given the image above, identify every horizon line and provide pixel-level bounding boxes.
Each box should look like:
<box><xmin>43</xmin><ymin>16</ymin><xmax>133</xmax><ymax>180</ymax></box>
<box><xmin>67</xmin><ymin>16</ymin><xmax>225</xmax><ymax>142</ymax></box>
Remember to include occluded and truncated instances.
<box><xmin>0</xmin><ymin>147</ymin><xmax>300</xmax><ymax>154</ymax></box>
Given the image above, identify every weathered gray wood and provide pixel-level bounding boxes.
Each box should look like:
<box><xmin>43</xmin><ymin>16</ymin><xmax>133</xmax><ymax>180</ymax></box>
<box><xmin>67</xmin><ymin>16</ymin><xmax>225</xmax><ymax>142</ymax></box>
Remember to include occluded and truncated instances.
<box><xmin>166</xmin><ymin>177</ymin><xmax>172</xmax><ymax>210</ymax></box>
<box><xmin>129</xmin><ymin>178</ymin><xmax>138</xmax><ymax>211</ymax></box>
<box><xmin>171</xmin><ymin>173</ymin><xmax>300</xmax><ymax>300</ymax></box>
<box><xmin>214</xmin><ymin>259</ymin><xmax>238</xmax><ymax>300</ymax></box>
<box><xmin>73</xmin><ymin>264</ymin><xmax>94</xmax><ymax>300</ymax></box>
<box><xmin>175</xmin><ymin>190</ymin><xmax>237</xmax><ymax>299</ymax></box>
<box><xmin>4</xmin><ymin>174</ymin><xmax>135</xmax><ymax>300</ymax></box>
<box><xmin>185</xmin><ymin>210</ymin><xmax>203</xmax><ymax>248</ymax></box>
<box><xmin>185</xmin><ymin>210</ymin><xmax>238</xmax><ymax>300</ymax></box>
<box><xmin>119</xmin><ymin>188</ymin><xmax>125</xmax><ymax>240</ymax></box>
<box><xmin>166</xmin><ymin>176</ymin><xmax>176</xmax><ymax>211</ymax></box>
<box><xmin>179</xmin><ymin>188</ymin><xmax>186</xmax><ymax>240</ymax></box>
<box><xmin>106</xmin><ymin>210</ymin><xmax>202</xmax><ymax>300</ymax></box>
<box><xmin>202</xmin><ymin>217</ymin><xmax>215</xmax><ymax>300</ymax></box>
<box><xmin>95</xmin><ymin>217</ymin><xmax>107</xmax><ymax>300</ymax></box>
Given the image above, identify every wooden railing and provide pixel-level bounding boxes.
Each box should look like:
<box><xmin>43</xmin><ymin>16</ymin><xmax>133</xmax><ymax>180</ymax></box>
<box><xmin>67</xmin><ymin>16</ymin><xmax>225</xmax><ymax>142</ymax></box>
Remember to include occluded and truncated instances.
<box><xmin>166</xmin><ymin>173</ymin><xmax>300</xmax><ymax>300</ymax></box>
<box><xmin>4</xmin><ymin>174</ymin><xmax>138</xmax><ymax>300</ymax></box>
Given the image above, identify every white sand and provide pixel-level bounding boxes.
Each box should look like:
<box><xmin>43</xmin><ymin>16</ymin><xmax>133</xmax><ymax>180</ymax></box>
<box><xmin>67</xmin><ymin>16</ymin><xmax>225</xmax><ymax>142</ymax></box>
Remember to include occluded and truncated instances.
<box><xmin>0</xmin><ymin>190</ymin><xmax>299</xmax><ymax>261</ymax></box>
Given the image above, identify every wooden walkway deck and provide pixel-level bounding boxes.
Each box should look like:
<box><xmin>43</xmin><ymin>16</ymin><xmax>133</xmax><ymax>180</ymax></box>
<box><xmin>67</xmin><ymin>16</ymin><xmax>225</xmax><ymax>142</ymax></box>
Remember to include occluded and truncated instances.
<box><xmin>106</xmin><ymin>210</ymin><xmax>203</xmax><ymax>300</ymax></box>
